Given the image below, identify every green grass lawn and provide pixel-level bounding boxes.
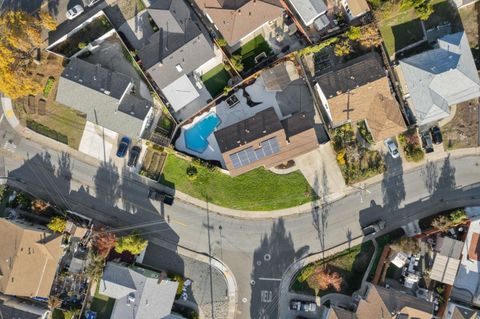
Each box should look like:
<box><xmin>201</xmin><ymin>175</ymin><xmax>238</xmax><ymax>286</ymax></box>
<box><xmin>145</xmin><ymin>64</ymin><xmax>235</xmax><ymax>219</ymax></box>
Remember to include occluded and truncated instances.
<box><xmin>201</xmin><ymin>64</ymin><xmax>231</xmax><ymax>98</ymax></box>
<box><xmin>159</xmin><ymin>154</ymin><xmax>314</xmax><ymax>210</ymax></box>
<box><xmin>291</xmin><ymin>241</ymin><xmax>375</xmax><ymax>296</ymax></box>
<box><xmin>233</xmin><ymin>35</ymin><xmax>273</xmax><ymax>71</ymax></box>
<box><xmin>90</xmin><ymin>286</ymin><xmax>115</xmax><ymax>319</ymax></box>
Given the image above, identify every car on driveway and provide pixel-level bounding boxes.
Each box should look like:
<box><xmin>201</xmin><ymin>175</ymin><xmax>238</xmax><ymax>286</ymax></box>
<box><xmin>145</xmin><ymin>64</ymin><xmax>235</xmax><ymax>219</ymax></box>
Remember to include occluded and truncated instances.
<box><xmin>430</xmin><ymin>126</ymin><xmax>443</xmax><ymax>144</ymax></box>
<box><xmin>128</xmin><ymin>145</ymin><xmax>141</xmax><ymax>167</ymax></box>
<box><xmin>66</xmin><ymin>5</ymin><xmax>84</xmax><ymax>20</ymax></box>
<box><xmin>362</xmin><ymin>220</ymin><xmax>386</xmax><ymax>236</ymax></box>
<box><xmin>290</xmin><ymin>300</ymin><xmax>317</xmax><ymax>312</ymax></box>
<box><xmin>116</xmin><ymin>136</ymin><xmax>130</xmax><ymax>158</ymax></box>
<box><xmin>421</xmin><ymin>131</ymin><xmax>434</xmax><ymax>153</ymax></box>
<box><xmin>148</xmin><ymin>188</ymin><xmax>174</xmax><ymax>205</ymax></box>
<box><xmin>384</xmin><ymin>138</ymin><xmax>400</xmax><ymax>159</ymax></box>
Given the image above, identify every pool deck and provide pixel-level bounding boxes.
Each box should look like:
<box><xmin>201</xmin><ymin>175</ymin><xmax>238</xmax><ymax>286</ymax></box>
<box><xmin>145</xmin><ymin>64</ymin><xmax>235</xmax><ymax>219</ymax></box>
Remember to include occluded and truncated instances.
<box><xmin>174</xmin><ymin>76</ymin><xmax>305</xmax><ymax>165</ymax></box>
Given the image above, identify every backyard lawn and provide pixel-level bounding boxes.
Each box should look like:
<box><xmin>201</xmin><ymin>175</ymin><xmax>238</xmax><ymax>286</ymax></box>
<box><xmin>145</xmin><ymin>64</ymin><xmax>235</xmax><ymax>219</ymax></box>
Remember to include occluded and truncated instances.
<box><xmin>377</xmin><ymin>0</ymin><xmax>459</xmax><ymax>58</ymax></box>
<box><xmin>233</xmin><ymin>35</ymin><xmax>273</xmax><ymax>71</ymax></box>
<box><xmin>291</xmin><ymin>241</ymin><xmax>375</xmax><ymax>296</ymax></box>
<box><xmin>90</xmin><ymin>287</ymin><xmax>115</xmax><ymax>319</ymax></box>
<box><xmin>201</xmin><ymin>64</ymin><xmax>231</xmax><ymax>98</ymax></box>
<box><xmin>159</xmin><ymin>154</ymin><xmax>314</xmax><ymax>210</ymax></box>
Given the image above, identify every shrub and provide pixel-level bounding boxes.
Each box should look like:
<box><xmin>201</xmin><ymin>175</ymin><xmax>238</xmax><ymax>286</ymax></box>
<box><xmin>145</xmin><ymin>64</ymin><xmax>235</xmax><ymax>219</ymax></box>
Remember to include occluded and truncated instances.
<box><xmin>299</xmin><ymin>37</ymin><xmax>339</xmax><ymax>56</ymax></box>
<box><xmin>78</xmin><ymin>41</ymin><xmax>87</xmax><ymax>49</ymax></box>
<box><xmin>26</xmin><ymin>120</ymin><xmax>68</xmax><ymax>144</ymax></box>
<box><xmin>186</xmin><ymin>165</ymin><xmax>198</xmax><ymax>180</ymax></box>
<box><xmin>230</xmin><ymin>55</ymin><xmax>244</xmax><ymax>72</ymax></box>
<box><xmin>48</xmin><ymin>216</ymin><xmax>67</xmax><ymax>233</ymax></box>
<box><xmin>171</xmin><ymin>274</ymin><xmax>185</xmax><ymax>296</ymax></box>
<box><xmin>216</xmin><ymin>38</ymin><xmax>227</xmax><ymax>47</ymax></box>
<box><xmin>357</xmin><ymin>120</ymin><xmax>374</xmax><ymax>144</ymax></box>
<box><xmin>398</xmin><ymin>130</ymin><xmax>424</xmax><ymax>162</ymax></box>
<box><xmin>15</xmin><ymin>192</ymin><xmax>31</xmax><ymax>208</ymax></box>
<box><xmin>223</xmin><ymin>85</ymin><xmax>233</xmax><ymax>96</ymax></box>
<box><xmin>297</xmin><ymin>264</ymin><xmax>315</xmax><ymax>282</ymax></box>
<box><xmin>43</xmin><ymin>77</ymin><xmax>55</xmax><ymax>97</ymax></box>
<box><xmin>336</xmin><ymin>149</ymin><xmax>346</xmax><ymax>166</ymax></box>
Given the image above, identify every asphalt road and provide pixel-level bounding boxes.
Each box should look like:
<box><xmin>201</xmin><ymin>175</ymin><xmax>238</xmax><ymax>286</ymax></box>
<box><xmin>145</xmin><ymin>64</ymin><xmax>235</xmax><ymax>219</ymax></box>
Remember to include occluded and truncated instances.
<box><xmin>3</xmin><ymin>120</ymin><xmax>480</xmax><ymax>318</ymax></box>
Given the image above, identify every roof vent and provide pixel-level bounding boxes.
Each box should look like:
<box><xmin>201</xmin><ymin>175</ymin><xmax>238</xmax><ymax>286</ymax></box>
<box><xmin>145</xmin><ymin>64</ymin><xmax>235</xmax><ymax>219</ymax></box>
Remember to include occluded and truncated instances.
<box><xmin>176</xmin><ymin>64</ymin><xmax>183</xmax><ymax>72</ymax></box>
<box><xmin>127</xmin><ymin>292</ymin><xmax>135</xmax><ymax>305</ymax></box>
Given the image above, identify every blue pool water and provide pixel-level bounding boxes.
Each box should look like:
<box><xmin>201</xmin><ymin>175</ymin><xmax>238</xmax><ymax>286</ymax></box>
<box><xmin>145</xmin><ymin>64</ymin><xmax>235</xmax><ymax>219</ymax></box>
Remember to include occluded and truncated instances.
<box><xmin>184</xmin><ymin>113</ymin><xmax>221</xmax><ymax>153</ymax></box>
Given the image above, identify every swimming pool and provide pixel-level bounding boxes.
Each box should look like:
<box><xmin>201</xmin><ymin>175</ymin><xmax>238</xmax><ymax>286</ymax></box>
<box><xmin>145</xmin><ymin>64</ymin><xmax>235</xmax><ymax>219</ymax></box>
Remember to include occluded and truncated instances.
<box><xmin>184</xmin><ymin>112</ymin><xmax>221</xmax><ymax>153</ymax></box>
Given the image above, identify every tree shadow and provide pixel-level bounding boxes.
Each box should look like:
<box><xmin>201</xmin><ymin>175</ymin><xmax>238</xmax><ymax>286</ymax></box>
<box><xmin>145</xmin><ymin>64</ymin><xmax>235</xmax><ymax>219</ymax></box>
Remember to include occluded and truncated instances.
<box><xmin>249</xmin><ymin>218</ymin><xmax>309</xmax><ymax>319</ymax></box>
<box><xmin>381</xmin><ymin>153</ymin><xmax>405</xmax><ymax>212</ymax></box>
<box><xmin>434</xmin><ymin>154</ymin><xmax>456</xmax><ymax>194</ymax></box>
<box><xmin>422</xmin><ymin>160</ymin><xmax>438</xmax><ymax>195</ymax></box>
<box><xmin>0</xmin><ymin>0</ymin><xmax>44</xmax><ymax>14</ymax></box>
<box><xmin>311</xmin><ymin>167</ymin><xmax>331</xmax><ymax>257</ymax></box>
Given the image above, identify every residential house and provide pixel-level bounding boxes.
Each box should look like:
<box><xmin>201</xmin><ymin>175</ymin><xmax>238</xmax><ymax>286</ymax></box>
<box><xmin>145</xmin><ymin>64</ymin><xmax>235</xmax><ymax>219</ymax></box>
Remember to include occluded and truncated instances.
<box><xmin>430</xmin><ymin>236</ymin><xmax>463</xmax><ymax>285</ymax></box>
<box><xmin>0</xmin><ymin>218</ymin><xmax>63</xmax><ymax>299</ymax></box>
<box><xmin>341</xmin><ymin>0</ymin><xmax>370</xmax><ymax>21</ymax></box>
<box><xmin>214</xmin><ymin>107</ymin><xmax>318</xmax><ymax>176</ymax></box>
<box><xmin>452</xmin><ymin>217</ymin><xmax>480</xmax><ymax>306</ymax></box>
<box><xmin>99</xmin><ymin>262</ymin><xmax>178</xmax><ymax>319</ymax></box>
<box><xmin>286</xmin><ymin>0</ymin><xmax>330</xmax><ymax>31</ymax></box>
<box><xmin>138</xmin><ymin>0</ymin><xmax>218</xmax><ymax>120</ymax></box>
<box><xmin>193</xmin><ymin>0</ymin><xmax>284</xmax><ymax>47</ymax></box>
<box><xmin>323</xmin><ymin>284</ymin><xmax>434</xmax><ymax>319</ymax></box>
<box><xmin>444</xmin><ymin>302</ymin><xmax>480</xmax><ymax>319</ymax></box>
<box><xmin>55</xmin><ymin>57</ymin><xmax>154</xmax><ymax>138</ymax></box>
<box><xmin>0</xmin><ymin>293</ymin><xmax>49</xmax><ymax>319</ymax></box>
<box><xmin>315</xmin><ymin>52</ymin><xmax>406</xmax><ymax>142</ymax></box>
<box><xmin>399</xmin><ymin>32</ymin><xmax>480</xmax><ymax>126</ymax></box>
<box><xmin>451</xmin><ymin>0</ymin><xmax>480</xmax><ymax>8</ymax></box>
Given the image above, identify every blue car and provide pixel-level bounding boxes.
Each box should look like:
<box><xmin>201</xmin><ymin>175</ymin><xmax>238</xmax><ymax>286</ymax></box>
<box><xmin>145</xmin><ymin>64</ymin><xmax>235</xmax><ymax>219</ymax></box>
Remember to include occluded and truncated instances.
<box><xmin>116</xmin><ymin>136</ymin><xmax>131</xmax><ymax>157</ymax></box>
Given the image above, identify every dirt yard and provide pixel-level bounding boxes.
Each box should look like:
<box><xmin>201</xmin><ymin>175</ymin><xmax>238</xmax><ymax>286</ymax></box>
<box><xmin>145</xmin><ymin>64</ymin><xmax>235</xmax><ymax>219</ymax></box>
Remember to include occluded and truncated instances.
<box><xmin>441</xmin><ymin>99</ymin><xmax>479</xmax><ymax>150</ymax></box>
<box><xmin>459</xmin><ymin>2</ymin><xmax>479</xmax><ymax>47</ymax></box>
<box><xmin>13</xmin><ymin>52</ymin><xmax>86</xmax><ymax>149</ymax></box>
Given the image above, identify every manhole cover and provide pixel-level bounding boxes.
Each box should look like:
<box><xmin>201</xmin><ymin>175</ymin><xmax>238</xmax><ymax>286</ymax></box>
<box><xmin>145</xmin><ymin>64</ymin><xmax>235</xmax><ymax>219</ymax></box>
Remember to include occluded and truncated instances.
<box><xmin>250</xmin><ymin>280</ymin><xmax>256</xmax><ymax>285</ymax></box>
<box><xmin>264</xmin><ymin>254</ymin><xmax>271</xmax><ymax>261</ymax></box>
<box><xmin>242</xmin><ymin>298</ymin><xmax>248</xmax><ymax>303</ymax></box>
<box><xmin>256</xmin><ymin>260</ymin><xmax>262</xmax><ymax>266</ymax></box>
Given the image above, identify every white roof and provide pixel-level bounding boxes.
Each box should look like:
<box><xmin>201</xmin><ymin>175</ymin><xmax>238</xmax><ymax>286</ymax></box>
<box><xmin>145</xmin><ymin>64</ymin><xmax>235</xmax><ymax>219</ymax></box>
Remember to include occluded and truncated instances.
<box><xmin>162</xmin><ymin>74</ymin><xmax>200</xmax><ymax>112</ymax></box>
<box><xmin>391</xmin><ymin>252</ymin><xmax>409</xmax><ymax>268</ymax></box>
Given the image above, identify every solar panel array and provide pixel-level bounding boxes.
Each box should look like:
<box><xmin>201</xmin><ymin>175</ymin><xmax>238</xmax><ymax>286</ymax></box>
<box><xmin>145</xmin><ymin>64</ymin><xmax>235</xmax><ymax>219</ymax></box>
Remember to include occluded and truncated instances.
<box><xmin>229</xmin><ymin>137</ymin><xmax>281</xmax><ymax>169</ymax></box>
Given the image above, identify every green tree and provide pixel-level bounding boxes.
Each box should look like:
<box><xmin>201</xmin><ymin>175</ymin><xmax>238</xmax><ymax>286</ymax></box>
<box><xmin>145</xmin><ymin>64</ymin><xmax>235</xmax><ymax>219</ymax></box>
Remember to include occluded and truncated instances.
<box><xmin>15</xmin><ymin>192</ymin><xmax>31</xmax><ymax>208</ymax></box>
<box><xmin>345</xmin><ymin>26</ymin><xmax>361</xmax><ymax>41</ymax></box>
<box><xmin>47</xmin><ymin>216</ymin><xmax>67</xmax><ymax>233</ymax></box>
<box><xmin>115</xmin><ymin>232</ymin><xmax>147</xmax><ymax>255</ymax></box>
<box><xmin>298</xmin><ymin>37</ymin><xmax>339</xmax><ymax>56</ymax></box>
<box><xmin>86</xmin><ymin>251</ymin><xmax>105</xmax><ymax>280</ymax></box>
<box><xmin>401</xmin><ymin>0</ymin><xmax>433</xmax><ymax>20</ymax></box>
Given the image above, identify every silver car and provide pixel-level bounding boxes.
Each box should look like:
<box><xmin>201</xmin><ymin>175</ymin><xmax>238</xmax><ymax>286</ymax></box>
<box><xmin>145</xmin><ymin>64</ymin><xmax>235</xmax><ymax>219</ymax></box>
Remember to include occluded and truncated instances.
<box><xmin>384</xmin><ymin>138</ymin><xmax>400</xmax><ymax>159</ymax></box>
<box><xmin>66</xmin><ymin>5</ymin><xmax>84</xmax><ymax>20</ymax></box>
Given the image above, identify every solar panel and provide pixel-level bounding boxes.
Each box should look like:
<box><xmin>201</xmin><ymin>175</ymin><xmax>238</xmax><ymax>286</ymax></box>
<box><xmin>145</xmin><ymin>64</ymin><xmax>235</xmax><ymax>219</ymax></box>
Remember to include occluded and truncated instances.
<box><xmin>228</xmin><ymin>137</ymin><xmax>281</xmax><ymax>169</ymax></box>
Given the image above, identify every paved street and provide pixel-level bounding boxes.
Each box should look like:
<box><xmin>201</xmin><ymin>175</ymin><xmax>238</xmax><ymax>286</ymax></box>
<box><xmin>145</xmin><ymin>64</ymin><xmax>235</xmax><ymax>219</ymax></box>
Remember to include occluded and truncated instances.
<box><xmin>3</xmin><ymin>112</ymin><xmax>480</xmax><ymax>318</ymax></box>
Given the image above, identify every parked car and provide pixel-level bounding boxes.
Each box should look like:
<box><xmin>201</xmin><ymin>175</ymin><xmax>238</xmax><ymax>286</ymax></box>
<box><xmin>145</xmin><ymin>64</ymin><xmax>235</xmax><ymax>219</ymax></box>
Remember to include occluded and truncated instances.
<box><xmin>384</xmin><ymin>138</ymin><xmax>400</xmax><ymax>159</ymax></box>
<box><xmin>87</xmin><ymin>0</ymin><xmax>102</xmax><ymax>7</ymax></box>
<box><xmin>421</xmin><ymin>131</ymin><xmax>434</xmax><ymax>153</ymax></box>
<box><xmin>127</xmin><ymin>146</ymin><xmax>142</xmax><ymax>167</ymax></box>
<box><xmin>148</xmin><ymin>188</ymin><xmax>174</xmax><ymax>205</ymax></box>
<box><xmin>362</xmin><ymin>220</ymin><xmax>386</xmax><ymax>236</ymax></box>
<box><xmin>116</xmin><ymin>136</ymin><xmax>131</xmax><ymax>157</ymax></box>
<box><xmin>430</xmin><ymin>126</ymin><xmax>443</xmax><ymax>144</ymax></box>
<box><xmin>290</xmin><ymin>300</ymin><xmax>317</xmax><ymax>312</ymax></box>
<box><xmin>66</xmin><ymin>5</ymin><xmax>84</xmax><ymax>20</ymax></box>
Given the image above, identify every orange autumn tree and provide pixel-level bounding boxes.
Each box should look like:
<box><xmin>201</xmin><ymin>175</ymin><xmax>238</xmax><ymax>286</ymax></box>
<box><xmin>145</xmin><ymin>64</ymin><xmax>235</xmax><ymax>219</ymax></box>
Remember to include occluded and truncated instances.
<box><xmin>306</xmin><ymin>267</ymin><xmax>343</xmax><ymax>294</ymax></box>
<box><xmin>92</xmin><ymin>229</ymin><xmax>117</xmax><ymax>257</ymax></box>
<box><xmin>0</xmin><ymin>10</ymin><xmax>56</xmax><ymax>99</ymax></box>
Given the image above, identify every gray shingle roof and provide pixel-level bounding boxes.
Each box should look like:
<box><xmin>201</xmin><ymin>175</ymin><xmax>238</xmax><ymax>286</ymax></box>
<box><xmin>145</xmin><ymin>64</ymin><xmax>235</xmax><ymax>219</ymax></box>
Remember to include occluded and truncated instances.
<box><xmin>288</xmin><ymin>0</ymin><xmax>327</xmax><ymax>26</ymax></box>
<box><xmin>56</xmin><ymin>58</ymin><xmax>152</xmax><ymax>137</ymax></box>
<box><xmin>137</xmin><ymin>0</ymin><xmax>215</xmax><ymax>89</ymax></box>
<box><xmin>99</xmin><ymin>262</ymin><xmax>178</xmax><ymax>319</ymax></box>
<box><xmin>400</xmin><ymin>32</ymin><xmax>480</xmax><ymax>126</ymax></box>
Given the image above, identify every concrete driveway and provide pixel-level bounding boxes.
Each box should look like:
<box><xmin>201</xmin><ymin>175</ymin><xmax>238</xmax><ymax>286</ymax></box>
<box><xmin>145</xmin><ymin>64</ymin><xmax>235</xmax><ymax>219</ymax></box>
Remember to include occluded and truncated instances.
<box><xmin>78</xmin><ymin>121</ymin><xmax>117</xmax><ymax>162</ymax></box>
<box><xmin>295</xmin><ymin>144</ymin><xmax>347</xmax><ymax>200</ymax></box>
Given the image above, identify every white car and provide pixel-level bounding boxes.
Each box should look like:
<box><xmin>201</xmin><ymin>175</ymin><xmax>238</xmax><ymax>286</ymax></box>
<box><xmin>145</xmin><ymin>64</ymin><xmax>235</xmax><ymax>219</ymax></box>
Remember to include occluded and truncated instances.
<box><xmin>384</xmin><ymin>138</ymin><xmax>400</xmax><ymax>159</ymax></box>
<box><xmin>66</xmin><ymin>5</ymin><xmax>84</xmax><ymax>20</ymax></box>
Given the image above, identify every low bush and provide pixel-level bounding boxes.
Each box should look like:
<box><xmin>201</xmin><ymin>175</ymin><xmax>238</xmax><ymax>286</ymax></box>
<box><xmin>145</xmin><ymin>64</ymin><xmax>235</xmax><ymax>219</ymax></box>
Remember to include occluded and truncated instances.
<box><xmin>398</xmin><ymin>129</ymin><xmax>424</xmax><ymax>162</ymax></box>
<box><xmin>43</xmin><ymin>77</ymin><xmax>55</xmax><ymax>97</ymax></box>
<box><xmin>357</xmin><ymin>120</ymin><xmax>374</xmax><ymax>144</ymax></box>
<box><xmin>27</xmin><ymin>120</ymin><xmax>68</xmax><ymax>144</ymax></box>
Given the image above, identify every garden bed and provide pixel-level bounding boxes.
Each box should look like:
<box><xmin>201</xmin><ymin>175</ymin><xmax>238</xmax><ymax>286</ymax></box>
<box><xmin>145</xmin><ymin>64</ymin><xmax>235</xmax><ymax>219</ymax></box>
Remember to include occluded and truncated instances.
<box><xmin>291</xmin><ymin>241</ymin><xmax>375</xmax><ymax>296</ymax></box>
<box><xmin>159</xmin><ymin>154</ymin><xmax>313</xmax><ymax>210</ymax></box>
<box><xmin>332</xmin><ymin>124</ymin><xmax>385</xmax><ymax>184</ymax></box>
<box><xmin>140</xmin><ymin>147</ymin><xmax>167</xmax><ymax>181</ymax></box>
<box><xmin>398</xmin><ymin>129</ymin><xmax>424</xmax><ymax>162</ymax></box>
